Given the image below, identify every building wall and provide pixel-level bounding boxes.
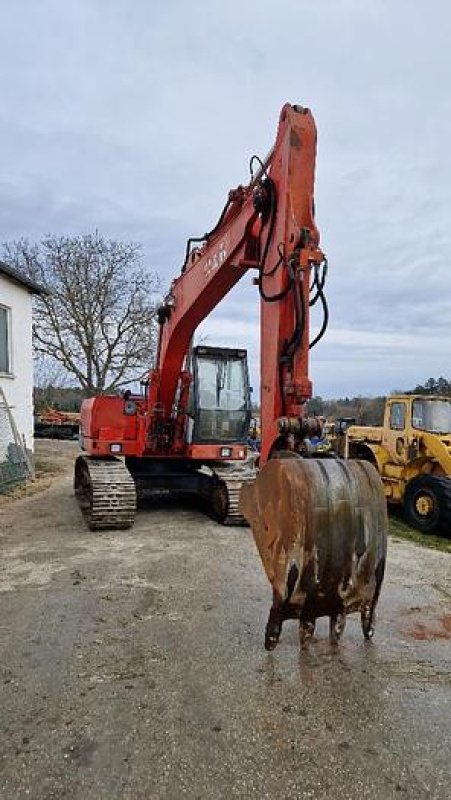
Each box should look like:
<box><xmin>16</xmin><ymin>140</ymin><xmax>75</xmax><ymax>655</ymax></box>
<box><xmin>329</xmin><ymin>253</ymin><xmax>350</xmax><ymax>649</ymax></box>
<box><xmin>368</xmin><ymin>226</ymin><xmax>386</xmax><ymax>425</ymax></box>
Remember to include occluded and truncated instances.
<box><xmin>0</xmin><ymin>274</ymin><xmax>34</xmax><ymax>452</ymax></box>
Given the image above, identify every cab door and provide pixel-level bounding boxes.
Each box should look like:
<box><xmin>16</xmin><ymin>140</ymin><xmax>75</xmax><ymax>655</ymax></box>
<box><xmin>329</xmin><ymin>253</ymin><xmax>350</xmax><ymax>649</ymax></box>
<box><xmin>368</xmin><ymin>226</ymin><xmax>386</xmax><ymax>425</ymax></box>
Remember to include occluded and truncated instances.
<box><xmin>382</xmin><ymin>400</ymin><xmax>408</xmax><ymax>464</ymax></box>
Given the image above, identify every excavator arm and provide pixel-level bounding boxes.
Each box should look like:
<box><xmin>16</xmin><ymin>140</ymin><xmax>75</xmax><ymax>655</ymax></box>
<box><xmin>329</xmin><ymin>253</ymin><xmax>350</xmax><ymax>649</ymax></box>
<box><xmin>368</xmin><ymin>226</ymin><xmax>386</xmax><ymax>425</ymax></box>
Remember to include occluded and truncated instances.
<box><xmin>154</xmin><ymin>104</ymin><xmax>326</xmax><ymax>462</ymax></box>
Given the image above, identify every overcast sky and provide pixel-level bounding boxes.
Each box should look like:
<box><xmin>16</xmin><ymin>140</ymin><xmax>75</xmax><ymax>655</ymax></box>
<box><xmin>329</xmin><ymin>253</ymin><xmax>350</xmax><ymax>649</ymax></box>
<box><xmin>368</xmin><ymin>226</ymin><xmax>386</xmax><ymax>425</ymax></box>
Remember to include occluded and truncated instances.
<box><xmin>1</xmin><ymin>0</ymin><xmax>450</xmax><ymax>397</ymax></box>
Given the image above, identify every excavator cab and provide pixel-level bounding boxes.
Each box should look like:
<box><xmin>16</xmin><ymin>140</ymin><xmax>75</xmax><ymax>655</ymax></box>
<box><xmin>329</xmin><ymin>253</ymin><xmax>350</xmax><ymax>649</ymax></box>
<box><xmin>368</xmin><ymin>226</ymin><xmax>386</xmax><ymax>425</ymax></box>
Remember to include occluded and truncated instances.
<box><xmin>188</xmin><ymin>346</ymin><xmax>252</xmax><ymax>445</ymax></box>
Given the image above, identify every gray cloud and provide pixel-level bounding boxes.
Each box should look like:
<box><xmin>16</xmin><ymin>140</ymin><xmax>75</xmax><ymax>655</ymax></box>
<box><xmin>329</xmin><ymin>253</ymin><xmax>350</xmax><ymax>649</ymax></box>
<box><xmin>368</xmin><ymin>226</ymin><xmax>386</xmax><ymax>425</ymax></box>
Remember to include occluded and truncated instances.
<box><xmin>1</xmin><ymin>0</ymin><xmax>450</xmax><ymax>397</ymax></box>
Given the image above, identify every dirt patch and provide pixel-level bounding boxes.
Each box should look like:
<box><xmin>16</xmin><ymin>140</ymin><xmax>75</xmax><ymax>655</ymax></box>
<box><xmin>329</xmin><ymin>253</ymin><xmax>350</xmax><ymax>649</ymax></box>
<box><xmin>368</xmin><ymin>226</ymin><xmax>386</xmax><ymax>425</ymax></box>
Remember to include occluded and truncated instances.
<box><xmin>407</xmin><ymin>613</ymin><xmax>451</xmax><ymax>641</ymax></box>
<box><xmin>0</xmin><ymin>475</ymin><xmax>53</xmax><ymax>507</ymax></box>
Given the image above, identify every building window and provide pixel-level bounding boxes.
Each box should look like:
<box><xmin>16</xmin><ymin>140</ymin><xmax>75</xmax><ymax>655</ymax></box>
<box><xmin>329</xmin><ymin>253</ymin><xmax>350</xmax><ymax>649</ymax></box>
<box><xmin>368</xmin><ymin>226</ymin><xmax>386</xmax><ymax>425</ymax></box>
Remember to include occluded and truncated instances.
<box><xmin>0</xmin><ymin>305</ymin><xmax>11</xmax><ymax>373</ymax></box>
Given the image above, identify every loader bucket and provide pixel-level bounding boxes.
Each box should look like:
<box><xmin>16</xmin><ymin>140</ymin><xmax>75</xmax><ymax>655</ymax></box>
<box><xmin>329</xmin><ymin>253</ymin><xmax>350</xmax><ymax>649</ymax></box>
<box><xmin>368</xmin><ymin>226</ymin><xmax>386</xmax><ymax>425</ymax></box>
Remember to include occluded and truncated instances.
<box><xmin>239</xmin><ymin>457</ymin><xmax>387</xmax><ymax>650</ymax></box>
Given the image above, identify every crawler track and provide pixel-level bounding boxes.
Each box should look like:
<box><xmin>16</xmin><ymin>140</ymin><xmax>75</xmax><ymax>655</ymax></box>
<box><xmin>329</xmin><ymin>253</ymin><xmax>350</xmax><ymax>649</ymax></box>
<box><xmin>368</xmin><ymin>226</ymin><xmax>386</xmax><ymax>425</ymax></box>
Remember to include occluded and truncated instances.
<box><xmin>74</xmin><ymin>455</ymin><xmax>136</xmax><ymax>530</ymax></box>
<box><xmin>211</xmin><ymin>463</ymin><xmax>256</xmax><ymax>526</ymax></box>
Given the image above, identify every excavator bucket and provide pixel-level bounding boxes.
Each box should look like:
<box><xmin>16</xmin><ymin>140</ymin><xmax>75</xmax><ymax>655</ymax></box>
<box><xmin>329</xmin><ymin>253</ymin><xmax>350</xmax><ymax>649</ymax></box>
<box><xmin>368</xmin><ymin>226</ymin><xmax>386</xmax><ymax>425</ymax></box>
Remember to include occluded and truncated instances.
<box><xmin>239</xmin><ymin>457</ymin><xmax>387</xmax><ymax>650</ymax></box>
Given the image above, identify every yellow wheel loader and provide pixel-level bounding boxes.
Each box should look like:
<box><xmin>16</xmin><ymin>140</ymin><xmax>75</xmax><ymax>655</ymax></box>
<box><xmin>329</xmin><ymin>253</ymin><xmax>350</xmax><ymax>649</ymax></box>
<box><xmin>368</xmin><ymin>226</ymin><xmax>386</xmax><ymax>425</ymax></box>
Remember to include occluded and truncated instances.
<box><xmin>342</xmin><ymin>395</ymin><xmax>451</xmax><ymax>535</ymax></box>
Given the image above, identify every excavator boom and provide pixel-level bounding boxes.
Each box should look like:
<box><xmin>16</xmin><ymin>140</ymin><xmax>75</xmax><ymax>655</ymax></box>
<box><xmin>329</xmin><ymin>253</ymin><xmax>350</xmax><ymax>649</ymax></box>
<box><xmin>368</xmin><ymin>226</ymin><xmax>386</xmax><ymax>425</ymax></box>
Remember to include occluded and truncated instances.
<box><xmin>156</xmin><ymin>104</ymin><xmax>324</xmax><ymax>462</ymax></box>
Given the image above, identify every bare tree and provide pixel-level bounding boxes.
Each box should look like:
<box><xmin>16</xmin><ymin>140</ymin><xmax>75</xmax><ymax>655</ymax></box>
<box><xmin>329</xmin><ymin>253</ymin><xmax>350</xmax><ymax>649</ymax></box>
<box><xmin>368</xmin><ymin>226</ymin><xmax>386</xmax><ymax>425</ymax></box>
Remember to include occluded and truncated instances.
<box><xmin>3</xmin><ymin>233</ymin><xmax>160</xmax><ymax>394</ymax></box>
<box><xmin>33</xmin><ymin>355</ymin><xmax>71</xmax><ymax>391</ymax></box>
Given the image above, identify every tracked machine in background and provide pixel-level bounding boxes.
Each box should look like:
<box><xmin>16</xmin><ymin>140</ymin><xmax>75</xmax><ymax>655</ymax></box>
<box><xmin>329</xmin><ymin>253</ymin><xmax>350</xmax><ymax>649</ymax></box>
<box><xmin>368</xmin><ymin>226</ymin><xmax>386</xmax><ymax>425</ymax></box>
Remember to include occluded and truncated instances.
<box><xmin>75</xmin><ymin>104</ymin><xmax>387</xmax><ymax>649</ymax></box>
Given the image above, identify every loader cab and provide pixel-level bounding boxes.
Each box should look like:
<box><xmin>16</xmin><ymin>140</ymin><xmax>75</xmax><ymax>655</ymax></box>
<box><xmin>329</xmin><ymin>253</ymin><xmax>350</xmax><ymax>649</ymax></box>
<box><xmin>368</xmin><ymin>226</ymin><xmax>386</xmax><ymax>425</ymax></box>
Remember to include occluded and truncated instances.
<box><xmin>382</xmin><ymin>395</ymin><xmax>451</xmax><ymax>458</ymax></box>
<box><xmin>382</xmin><ymin>395</ymin><xmax>451</xmax><ymax>434</ymax></box>
<box><xmin>188</xmin><ymin>346</ymin><xmax>252</xmax><ymax>444</ymax></box>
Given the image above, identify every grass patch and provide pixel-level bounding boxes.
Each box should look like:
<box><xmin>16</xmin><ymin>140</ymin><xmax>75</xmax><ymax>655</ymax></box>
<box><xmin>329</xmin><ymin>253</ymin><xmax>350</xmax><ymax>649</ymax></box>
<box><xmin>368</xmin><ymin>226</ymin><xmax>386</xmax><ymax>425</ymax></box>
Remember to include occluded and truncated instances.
<box><xmin>389</xmin><ymin>515</ymin><xmax>451</xmax><ymax>553</ymax></box>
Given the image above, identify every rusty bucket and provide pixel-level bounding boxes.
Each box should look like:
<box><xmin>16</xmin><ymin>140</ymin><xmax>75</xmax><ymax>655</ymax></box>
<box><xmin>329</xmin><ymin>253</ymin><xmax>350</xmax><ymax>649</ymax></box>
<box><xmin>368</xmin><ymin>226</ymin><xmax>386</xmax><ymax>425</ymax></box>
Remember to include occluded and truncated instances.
<box><xmin>239</xmin><ymin>457</ymin><xmax>387</xmax><ymax>650</ymax></box>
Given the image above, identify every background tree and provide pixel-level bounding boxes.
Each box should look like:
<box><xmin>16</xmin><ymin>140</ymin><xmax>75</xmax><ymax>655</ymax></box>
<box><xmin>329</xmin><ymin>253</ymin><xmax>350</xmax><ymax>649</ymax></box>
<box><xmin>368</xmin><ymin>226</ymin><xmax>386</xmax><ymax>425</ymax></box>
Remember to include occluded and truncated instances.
<box><xmin>308</xmin><ymin>395</ymin><xmax>386</xmax><ymax>426</ymax></box>
<box><xmin>407</xmin><ymin>376</ymin><xmax>451</xmax><ymax>396</ymax></box>
<box><xmin>3</xmin><ymin>233</ymin><xmax>161</xmax><ymax>394</ymax></box>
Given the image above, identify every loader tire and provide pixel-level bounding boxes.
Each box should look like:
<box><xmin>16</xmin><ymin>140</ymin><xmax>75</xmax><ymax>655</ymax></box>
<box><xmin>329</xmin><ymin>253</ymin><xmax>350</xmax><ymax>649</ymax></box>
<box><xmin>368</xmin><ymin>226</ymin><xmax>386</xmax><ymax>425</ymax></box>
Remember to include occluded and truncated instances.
<box><xmin>404</xmin><ymin>475</ymin><xmax>451</xmax><ymax>536</ymax></box>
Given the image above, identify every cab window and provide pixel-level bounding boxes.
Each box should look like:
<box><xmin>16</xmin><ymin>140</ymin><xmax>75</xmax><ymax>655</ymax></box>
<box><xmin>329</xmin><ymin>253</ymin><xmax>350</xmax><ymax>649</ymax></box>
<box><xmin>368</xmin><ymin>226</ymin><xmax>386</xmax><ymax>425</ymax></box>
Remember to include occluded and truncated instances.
<box><xmin>389</xmin><ymin>402</ymin><xmax>406</xmax><ymax>431</ymax></box>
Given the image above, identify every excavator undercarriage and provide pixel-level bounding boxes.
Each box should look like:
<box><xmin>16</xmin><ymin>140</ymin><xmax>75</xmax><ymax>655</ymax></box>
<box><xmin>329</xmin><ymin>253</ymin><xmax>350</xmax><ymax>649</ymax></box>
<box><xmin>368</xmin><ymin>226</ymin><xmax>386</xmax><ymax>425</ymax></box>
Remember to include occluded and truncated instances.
<box><xmin>74</xmin><ymin>454</ymin><xmax>256</xmax><ymax>529</ymax></box>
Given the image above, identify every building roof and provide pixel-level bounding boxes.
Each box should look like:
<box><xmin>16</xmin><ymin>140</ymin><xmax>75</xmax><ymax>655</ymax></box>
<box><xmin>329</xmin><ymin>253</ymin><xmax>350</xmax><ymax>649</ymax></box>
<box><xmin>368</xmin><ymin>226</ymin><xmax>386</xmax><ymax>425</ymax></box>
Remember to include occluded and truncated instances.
<box><xmin>0</xmin><ymin>261</ymin><xmax>47</xmax><ymax>295</ymax></box>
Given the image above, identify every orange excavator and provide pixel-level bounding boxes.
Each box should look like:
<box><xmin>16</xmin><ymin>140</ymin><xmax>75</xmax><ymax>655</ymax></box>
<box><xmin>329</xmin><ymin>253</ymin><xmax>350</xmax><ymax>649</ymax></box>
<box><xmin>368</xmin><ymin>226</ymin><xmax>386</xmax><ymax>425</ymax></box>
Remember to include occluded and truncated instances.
<box><xmin>75</xmin><ymin>104</ymin><xmax>387</xmax><ymax>649</ymax></box>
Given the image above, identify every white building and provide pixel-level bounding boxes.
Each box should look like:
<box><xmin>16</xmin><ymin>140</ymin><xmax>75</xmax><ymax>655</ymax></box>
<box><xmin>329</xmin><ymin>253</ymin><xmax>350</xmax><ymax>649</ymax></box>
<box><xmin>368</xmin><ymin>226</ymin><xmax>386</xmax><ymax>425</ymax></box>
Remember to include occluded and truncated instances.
<box><xmin>0</xmin><ymin>262</ymin><xmax>45</xmax><ymax>454</ymax></box>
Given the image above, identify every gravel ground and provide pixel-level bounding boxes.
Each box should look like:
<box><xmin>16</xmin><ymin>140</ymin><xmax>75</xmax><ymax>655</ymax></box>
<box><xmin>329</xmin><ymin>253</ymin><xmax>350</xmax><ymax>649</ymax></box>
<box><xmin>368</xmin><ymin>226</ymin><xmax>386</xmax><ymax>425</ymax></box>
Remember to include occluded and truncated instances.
<box><xmin>0</xmin><ymin>440</ymin><xmax>450</xmax><ymax>800</ymax></box>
